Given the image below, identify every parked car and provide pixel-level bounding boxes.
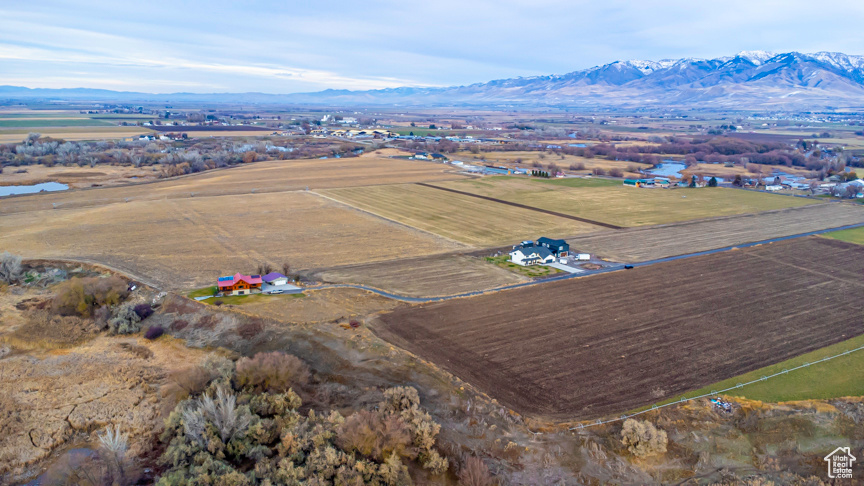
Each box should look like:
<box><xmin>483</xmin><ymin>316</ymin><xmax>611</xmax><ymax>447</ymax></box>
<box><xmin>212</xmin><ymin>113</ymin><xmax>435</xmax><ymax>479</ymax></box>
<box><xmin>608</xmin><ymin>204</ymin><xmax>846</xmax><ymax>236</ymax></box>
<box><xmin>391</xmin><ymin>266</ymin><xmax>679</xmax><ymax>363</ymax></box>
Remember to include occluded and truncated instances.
<box><xmin>624</xmin><ymin>264</ymin><xmax>634</xmax><ymax>269</ymax></box>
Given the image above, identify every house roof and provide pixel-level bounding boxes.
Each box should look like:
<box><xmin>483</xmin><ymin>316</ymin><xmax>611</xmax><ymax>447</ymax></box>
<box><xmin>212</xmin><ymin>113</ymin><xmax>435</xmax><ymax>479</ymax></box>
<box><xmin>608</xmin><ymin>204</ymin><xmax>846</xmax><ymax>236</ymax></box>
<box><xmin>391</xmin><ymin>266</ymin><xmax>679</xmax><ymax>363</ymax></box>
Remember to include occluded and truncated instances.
<box><xmin>512</xmin><ymin>246</ymin><xmax>553</xmax><ymax>259</ymax></box>
<box><xmin>218</xmin><ymin>272</ymin><xmax>263</xmax><ymax>286</ymax></box>
<box><xmin>261</xmin><ymin>272</ymin><xmax>287</xmax><ymax>283</ymax></box>
<box><xmin>538</xmin><ymin>237</ymin><xmax>568</xmax><ymax>247</ymax></box>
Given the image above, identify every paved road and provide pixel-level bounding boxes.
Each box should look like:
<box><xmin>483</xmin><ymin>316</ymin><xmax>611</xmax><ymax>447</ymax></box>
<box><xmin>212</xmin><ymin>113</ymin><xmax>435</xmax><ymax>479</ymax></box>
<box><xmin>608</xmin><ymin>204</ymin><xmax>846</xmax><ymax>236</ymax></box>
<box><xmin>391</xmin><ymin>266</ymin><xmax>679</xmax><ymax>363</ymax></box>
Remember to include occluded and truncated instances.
<box><xmin>304</xmin><ymin>221</ymin><xmax>864</xmax><ymax>303</ymax></box>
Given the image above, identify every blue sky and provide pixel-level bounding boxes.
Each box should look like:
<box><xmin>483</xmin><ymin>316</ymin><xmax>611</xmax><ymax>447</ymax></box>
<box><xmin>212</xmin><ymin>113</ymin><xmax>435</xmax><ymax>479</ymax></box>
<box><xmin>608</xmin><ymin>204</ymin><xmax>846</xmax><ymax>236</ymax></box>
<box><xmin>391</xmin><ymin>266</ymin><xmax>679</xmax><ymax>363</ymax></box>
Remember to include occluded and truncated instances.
<box><xmin>2</xmin><ymin>0</ymin><xmax>863</xmax><ymax>93</ymax></box>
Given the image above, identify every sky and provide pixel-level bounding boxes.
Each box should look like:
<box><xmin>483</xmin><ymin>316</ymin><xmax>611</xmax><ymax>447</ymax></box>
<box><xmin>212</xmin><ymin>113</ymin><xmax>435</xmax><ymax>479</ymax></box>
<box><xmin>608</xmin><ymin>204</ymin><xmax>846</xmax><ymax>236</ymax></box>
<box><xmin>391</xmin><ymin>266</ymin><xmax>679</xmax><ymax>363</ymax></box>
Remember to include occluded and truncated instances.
<box><xmin>2</xmin><ymin>0</ymin><xmax>864</xmax><ymax>94</ymax></box>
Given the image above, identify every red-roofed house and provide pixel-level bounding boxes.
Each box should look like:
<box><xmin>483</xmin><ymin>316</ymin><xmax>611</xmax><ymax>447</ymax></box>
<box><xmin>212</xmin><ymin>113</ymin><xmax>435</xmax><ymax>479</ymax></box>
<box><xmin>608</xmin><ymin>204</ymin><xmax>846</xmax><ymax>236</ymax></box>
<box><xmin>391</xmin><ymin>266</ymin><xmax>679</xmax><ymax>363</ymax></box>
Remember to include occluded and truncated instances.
<box><xmin>217</xmin><ymin>273</ymin><xmax>263</xmax><ymax>295</ymax></box>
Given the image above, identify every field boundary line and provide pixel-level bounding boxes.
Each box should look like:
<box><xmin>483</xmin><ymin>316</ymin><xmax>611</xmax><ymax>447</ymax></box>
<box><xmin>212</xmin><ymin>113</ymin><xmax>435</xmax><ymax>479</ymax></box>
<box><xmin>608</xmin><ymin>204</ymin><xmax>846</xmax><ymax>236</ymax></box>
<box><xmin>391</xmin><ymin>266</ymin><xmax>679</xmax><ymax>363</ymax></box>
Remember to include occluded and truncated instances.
<box><xmin>568</xmin><ymin>343</ymin><xmax>864</xmax><ymax>431</ymax></box>
<box><xmin>309</xmin><ymin>190</ymin><xmax>473</xmax><ymax>249</ymax></box>
<box><xmin>416</xmin><ymin>182</ymin><xmax>624</xmax><ymax>230</ymax></box>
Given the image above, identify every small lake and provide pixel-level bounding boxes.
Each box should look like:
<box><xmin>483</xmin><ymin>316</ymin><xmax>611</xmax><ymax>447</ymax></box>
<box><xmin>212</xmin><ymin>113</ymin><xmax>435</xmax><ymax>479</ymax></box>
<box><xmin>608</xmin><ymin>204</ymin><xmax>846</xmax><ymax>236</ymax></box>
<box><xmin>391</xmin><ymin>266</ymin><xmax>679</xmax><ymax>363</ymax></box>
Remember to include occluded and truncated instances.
<box><xmin>648</xmin><ymin>162</ymin><xmax>687</xmax><ymax>178</ymax></box>
<box><xmin>0</xmin><ymin>182</ymin><xmax>69</xmax><ymax>197</ymax></box>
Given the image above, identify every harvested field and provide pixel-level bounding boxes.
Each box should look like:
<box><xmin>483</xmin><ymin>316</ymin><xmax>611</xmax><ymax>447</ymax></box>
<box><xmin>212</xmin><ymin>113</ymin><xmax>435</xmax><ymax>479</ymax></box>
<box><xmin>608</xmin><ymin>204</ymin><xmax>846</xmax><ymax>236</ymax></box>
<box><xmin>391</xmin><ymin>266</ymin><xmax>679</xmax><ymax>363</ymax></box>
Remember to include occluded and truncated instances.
<box><xmin>566</xmin><ymin>203</ymin><xmax>864</xmax><ymax>262</ymax></box>
<box><xmin>0</xmin><ymin>156</ymin><xmax>466</xmax><ymax>215</ymax></box>
<box><xmin>309</xmin><ymin>254</ymin><xmax>528</xmax><ymax>297</ymax></box>
<box><xmin>434</xmin><ymin>177</ymin><xmax>819</xmax><ymax>227</ymax></box>
<box><xmin>373</xmin><ymin>237</ymin><xmax>864</xmax><ymax>420</ymax></box>
<box><xmin>319</xmin><ymin>183</ymin><xmax>606</xmax><ymax>247</ymax></box>
<box><xmin>0</xmin><ymin>191</ymin><xmax>462</xmax><ymax>290</ymax></box>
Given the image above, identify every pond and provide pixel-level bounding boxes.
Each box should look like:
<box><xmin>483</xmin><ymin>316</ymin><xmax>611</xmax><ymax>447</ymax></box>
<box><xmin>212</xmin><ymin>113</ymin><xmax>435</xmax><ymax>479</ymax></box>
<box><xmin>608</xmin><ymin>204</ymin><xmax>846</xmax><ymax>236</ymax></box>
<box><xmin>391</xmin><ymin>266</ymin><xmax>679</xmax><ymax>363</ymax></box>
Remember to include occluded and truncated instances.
<box><xmin>648</xmin><ymin>162</ymin><xmax>687</xmax><ymax>178</ymax></box>
<box><xmin>0</xmin><ymin>181</ymin><xmax>69</xmax><ymax>197</ymax></box>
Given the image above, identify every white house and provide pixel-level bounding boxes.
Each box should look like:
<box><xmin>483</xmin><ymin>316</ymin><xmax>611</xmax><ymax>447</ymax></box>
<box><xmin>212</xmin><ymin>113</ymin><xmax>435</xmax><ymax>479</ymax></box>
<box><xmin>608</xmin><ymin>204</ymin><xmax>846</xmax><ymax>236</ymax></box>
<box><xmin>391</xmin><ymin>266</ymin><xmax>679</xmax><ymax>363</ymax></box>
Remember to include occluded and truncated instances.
<box><xmin>764</xmin><ymin>184</ymin><xmax>783</xmax><ymax>191</ymax></box>
<box><xmin>509</xmin><ymin>246</ymin><xmax>556</xmax><ymax>266</ymax></box>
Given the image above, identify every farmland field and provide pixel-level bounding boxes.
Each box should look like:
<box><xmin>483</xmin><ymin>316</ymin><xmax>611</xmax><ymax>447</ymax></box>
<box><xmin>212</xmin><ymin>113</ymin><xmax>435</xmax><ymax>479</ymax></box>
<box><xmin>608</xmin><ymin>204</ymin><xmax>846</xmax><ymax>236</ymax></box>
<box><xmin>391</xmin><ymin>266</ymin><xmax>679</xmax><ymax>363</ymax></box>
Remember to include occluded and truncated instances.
<box><xmin>0</xmin><ymin>126</ymin><xmax>152</xmax><ymax>143</ymax></box>
<box><xmin>319</xmin><ymin>183</ymin><xmax>607</xmax><ymax>247</ymax></box>
<box><xmin>0</xmin><ymin>156</ymin><xmax>466</xmax><ymax>215</ymax></box>
<box><xmin>566</xmin><ymin>203</ymin><xmax>864</xmax><ymax>262</ymax></box>
<box><xmin>0</xmin><ymin>191</ymin><xmax>463</xmax><ymax>290</ymax></box>
<box><xmin>822</xmin><ymin>225</ymin><xmax>864</xmax><ymax>245</ymax></box>
<box><xmin>309</xmin><ymin>254</ymin><xmax>528</xmax><ymax>297</ymax></box>
<box><xmin>433</xmin><ymin>177</ymin><xmax>820</xmax><ymax>227</ymax></box>
<box><xmin>372</xmin><ymin>237</ymin><xmax>864</xmax><ymax>420</ymax></box>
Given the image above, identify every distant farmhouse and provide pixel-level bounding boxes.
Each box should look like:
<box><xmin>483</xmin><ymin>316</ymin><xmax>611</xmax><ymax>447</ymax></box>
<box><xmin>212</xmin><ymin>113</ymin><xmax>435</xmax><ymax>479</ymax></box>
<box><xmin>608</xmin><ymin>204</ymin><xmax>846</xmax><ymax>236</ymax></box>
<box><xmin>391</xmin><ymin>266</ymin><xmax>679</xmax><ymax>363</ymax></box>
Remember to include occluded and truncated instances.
<box><xmin>510</xmin><ymin>237</ymin><xmax>569</xmax><ymax>266</ymax></box>
<box><xmin>217</xmin><ymin>271</ymin><xmax>302</xmax><ymax>296</ymax></box>
<box><xmin>217</xmin><ymin>273</ymin><xmax>262</xmax><ymax>295</ymax></box>
<box><xmin>510</xmin><ymin>245</ymin><xmax>555</xmax><ymax>266</ymax></box>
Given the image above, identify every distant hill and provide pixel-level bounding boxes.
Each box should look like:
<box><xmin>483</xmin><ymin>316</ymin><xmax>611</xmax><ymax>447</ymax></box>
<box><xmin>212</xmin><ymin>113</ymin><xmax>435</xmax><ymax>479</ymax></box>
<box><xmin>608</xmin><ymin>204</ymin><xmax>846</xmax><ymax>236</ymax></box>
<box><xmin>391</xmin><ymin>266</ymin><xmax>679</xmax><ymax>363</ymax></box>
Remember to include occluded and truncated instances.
<box><xmin>4</xmin><ymin>51</ymin><xmax>864</xmax><ymax>109</ymax></box>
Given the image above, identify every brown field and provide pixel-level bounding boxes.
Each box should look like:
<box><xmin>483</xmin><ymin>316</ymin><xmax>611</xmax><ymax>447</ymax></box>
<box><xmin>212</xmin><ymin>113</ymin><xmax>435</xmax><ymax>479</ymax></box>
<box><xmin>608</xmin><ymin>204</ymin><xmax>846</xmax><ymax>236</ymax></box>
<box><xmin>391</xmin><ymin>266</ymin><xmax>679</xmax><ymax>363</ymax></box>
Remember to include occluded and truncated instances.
<box><xmin>566</xmin><ymin>203</ymin><xmax>864</xmax><ymax>262</ymax></box>
<box><xmin>0</xmin><ymin>126</ymin><xmax>152</xmax><ymax>143</ymax></box>
<box><xmin>0</xmin><ymin>164</ymin><xmax>161</xmax><ymax>188</ymax></box>
<box><xmin>309</xmin><ymin>254</ymin><xmax>527</xmax><ymax>297</ymax></box>
<box><xmin>0</xmin><ymin>156</ymin><xmax>467</xmax><ymax>215</ymax></box>
<box><xmin>373</xmin><ymin>237</ymin><xmax>864</xmax><ymax>420</ymax></box>
<box><xmin>0</xmin><ymin>191</ymin><xmax>463</xmax><ymax>290</ymax></box>
<box><xmin>319</xmin><ymin>183</ymin><xmax>606</xmax><ymax>247</ymax></box>
<box><xmin>434</xmin><ymin>177</ymin><xmax>819</xmax><ymax>227</ymax></box>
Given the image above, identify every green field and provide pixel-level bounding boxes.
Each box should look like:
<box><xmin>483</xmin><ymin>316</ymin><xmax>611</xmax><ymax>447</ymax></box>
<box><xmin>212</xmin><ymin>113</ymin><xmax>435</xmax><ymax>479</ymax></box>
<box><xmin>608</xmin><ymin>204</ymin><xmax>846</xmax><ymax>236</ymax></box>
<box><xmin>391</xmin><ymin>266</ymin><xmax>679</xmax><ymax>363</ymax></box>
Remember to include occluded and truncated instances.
<box><xmin>537</xmin><ymin>177</ymin><xmax>621</xmax><ymax>188</ymax></box>
<box><xmin>822</xmin><ymin>226</ymin><xmax>864</xmax><ymax>245</ymax></box>
<box><xmin>209</xmin><ymin>292</ymin><xmax>304</xmax><ymax>306</ymax></box>
<box><xmin>187</xmin><ymin>286</ymin><xmax>218</xmax><ymax>298</ymax></box>
<box><xmin>650</xmin><ymin>333</ymin><xmax>864</xmax><ymax>406</ymax></box>
<box><xmin>437</xmin><ymin>177</ymin><xmax>820</xmax><ymax>227</ymax></box>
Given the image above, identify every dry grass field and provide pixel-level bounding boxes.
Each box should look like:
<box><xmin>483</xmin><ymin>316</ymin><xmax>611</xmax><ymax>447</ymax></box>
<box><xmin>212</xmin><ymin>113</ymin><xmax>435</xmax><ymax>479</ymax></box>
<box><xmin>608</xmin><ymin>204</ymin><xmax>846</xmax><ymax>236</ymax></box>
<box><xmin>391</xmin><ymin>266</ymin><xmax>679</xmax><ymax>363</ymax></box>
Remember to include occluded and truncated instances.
<box><xmin>319</xmin><ymin>183</ymin><xmax>607</xmax><ymax>247</ymax></box>
<box><xmin>0</xmin><ymin>164</ymin><xmax>161</xmax><ymax>188</ymax></box>
<box><xmin>434</xmin><ymin>177</ymin><xmax>819</xmax><ymax>227</ymax></box>
<box><xmin>0</xmin><ymin>126</ymin><xmax>152</xmax><ymax>143</ymax></box>
<box><xmin>0</xmin><ymin>191</ymin><xmax>463</xmax><ymax>290</ymax></box>
<box><xmin>566</xmin><ymin>203</ymin><xmax>864</xmax><ymax>262</ymax></box>
<box><xmin>309</xmin><ymin>254</ymin><xmax>528</xmax><ymax>297</ymax></box>
<box><xmin>373</xmin><ymin>237</ymin><xmax>864</xmax><ymax>420</ymax></box>
<box><xmin>0</xmin><ymin>156</ymin><xmax>467</xmax><ymax>215</ymax></box>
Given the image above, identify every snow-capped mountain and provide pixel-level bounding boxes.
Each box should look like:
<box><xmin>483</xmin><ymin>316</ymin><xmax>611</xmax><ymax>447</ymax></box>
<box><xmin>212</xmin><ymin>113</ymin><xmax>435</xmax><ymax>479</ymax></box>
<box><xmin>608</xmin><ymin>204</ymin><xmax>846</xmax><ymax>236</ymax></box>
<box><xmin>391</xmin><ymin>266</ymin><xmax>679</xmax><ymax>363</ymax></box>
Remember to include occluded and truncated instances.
<box><xmin>3</xmin><ymin>51</ymin><xmax>864</xmax><ymax>109</ymax></box>
<box><xmin>282</xmin><ymin>50</ymin><xmax>864</xmax><ymax>109</ymax></box>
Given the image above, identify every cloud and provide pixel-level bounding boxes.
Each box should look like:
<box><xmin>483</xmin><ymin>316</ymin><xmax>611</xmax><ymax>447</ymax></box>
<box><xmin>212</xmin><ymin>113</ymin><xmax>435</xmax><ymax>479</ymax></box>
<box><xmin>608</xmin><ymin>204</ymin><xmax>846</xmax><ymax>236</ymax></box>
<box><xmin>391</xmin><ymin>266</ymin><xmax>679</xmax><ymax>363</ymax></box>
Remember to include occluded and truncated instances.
<box><xmin>1</xmin><ymin>0</ymin><xmax>863</xmax><ymax>93</ymax></box>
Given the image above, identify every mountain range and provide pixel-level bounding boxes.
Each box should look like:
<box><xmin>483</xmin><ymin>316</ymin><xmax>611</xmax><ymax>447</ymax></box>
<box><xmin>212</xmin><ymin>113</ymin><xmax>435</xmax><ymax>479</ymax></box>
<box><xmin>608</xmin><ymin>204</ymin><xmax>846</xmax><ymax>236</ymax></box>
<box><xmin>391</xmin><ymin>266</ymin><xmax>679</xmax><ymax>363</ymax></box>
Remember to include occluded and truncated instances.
<box><xmin>3</xmin><ymin>51</ymin><xmax>864</xmax><ymax>109</ymax></box>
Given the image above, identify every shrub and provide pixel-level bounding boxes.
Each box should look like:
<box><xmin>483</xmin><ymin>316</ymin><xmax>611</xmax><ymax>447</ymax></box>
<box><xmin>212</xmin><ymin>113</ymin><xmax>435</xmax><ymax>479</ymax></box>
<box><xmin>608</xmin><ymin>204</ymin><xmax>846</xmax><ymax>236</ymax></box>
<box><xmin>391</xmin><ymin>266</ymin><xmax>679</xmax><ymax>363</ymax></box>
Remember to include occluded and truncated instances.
<box><xmin>52</xmin><ymin>276</ymin><xmax>128</xmax><ymax>317</ymax></box>
<box><xmin>570</xmin><ymin>162</ymin><xmax>586</xmax><ymax>170</ymax></box>
<box><xmin>620</xmin><ymin>418</ymin><xmax>668</xmax><ymax>457</ymax></box>
<box><xmin>236</xmin><ymin>319</ymin><xmax>264</xmax><ymax>339</ymax></box>
<box><xmin>337</xmin><ymin>410</ymin><xmax>412</xmax><ymax>462</ymax></box>
<box><xmin>235</xmin><ymin>351</ymin><xmax>310</xmax><ymax>393</ymax></box>
<box><xmin>0</xmin><ymin>252</ymin><xmax>23</xmax><ymax>284</ymax></box>
<box><xmin>133</xmin><ymin>303</ymin><xmax>154</xmax><ymax>319</ymax></box>
<box><xmin>608</xmin><ymin>168</ymin><xmax>624</xmax><ymax>178</ymax></box>
<box><xmin>459</xmin><ymin>456</ymin><xmax>496</xmax><ymax>486</ymax></box>
<box><xmin>170</xmin><ymin>319</ymin><xmax>188</xmax><ymax>331</ymax></box>
<box><xmin>592</xmin><ymin>167</ymin><xmax>607</xmax><ymax>176</ymax></box>
<box><xmin>108</xmin><ymin>303</ymin><xmax>142</xmax><ymax>334</ymax></box>
<box><xmin>144</xmin><ymin>326</ymin><xmax>164</xmax><ymax>340</ymax></box>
